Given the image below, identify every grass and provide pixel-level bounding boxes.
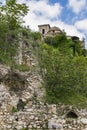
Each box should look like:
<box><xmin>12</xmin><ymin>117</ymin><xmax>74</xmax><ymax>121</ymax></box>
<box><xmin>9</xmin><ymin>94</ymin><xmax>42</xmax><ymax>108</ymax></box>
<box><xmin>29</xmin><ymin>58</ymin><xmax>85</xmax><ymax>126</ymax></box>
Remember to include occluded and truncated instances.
<box><xmin>67</xmin><ymin>94</ymin><xmax>87</xmax><ymax>108</ymax></box>
<box><xmin>12</xmin><ymin>106</ymin><xmax>18</xmax><ymax>113</ymax></box>
<box><xmin>46</xmin><ymin>90</ymin><xmax>87</xmax><ymax>108</ymax></box>
<box><xmin>15</xmin><ymin>64</ymin><xmax>30</xmax><ymax>72</ymax></box>
<box><xmin>0</xmin><ymin>52</ymin><xmax>15</xmax><ymax>66</ymax></box>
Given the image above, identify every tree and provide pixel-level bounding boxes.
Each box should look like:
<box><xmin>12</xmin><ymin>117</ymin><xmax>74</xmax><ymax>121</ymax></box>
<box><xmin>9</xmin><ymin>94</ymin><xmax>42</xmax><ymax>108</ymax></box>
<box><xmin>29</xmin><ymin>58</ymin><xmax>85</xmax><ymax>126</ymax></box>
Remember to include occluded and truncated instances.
<box><xmin>45</xmin><ymin>34</ymin><xmax>73</xmax><ymax>55</ymax></box>
<box><xmin>0</xmin><ymin>0</ymin><xmax>29</xmax><ymax>64</ymax></box>
<box><xmin>0</xmin><ymin>0</ymin><xmax>29</xmax><ymax>29</ymax></box>
<box><xmin>38</xmin><ymin>43</ymin><xmax>87</xmax><ymax>105</ymax></box>
<box><xmin>31</xmin><ymin>32</ymin><xmax>41</xmax><ymax>41</ymax></box>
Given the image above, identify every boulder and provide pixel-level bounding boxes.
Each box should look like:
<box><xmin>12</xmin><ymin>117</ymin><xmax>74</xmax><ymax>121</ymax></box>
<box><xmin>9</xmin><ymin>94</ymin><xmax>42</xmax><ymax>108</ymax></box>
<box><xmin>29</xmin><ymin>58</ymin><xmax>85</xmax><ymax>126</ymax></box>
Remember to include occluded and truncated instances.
<box><xmin>48</xmin><ymin>118</ymin><xmax>63</xmax><ymax>130</ymax></box>
<box><xmin>81</xmin><ymin>118</ymin><xmax>87</xmax><ymax>125</ymax></box>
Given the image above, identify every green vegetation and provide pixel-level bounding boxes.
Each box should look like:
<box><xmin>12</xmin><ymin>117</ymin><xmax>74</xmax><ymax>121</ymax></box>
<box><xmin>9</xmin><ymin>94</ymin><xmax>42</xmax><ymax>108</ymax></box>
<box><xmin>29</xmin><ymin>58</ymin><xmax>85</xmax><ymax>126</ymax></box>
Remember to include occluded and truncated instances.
<box><xmin>31</xmin><ymin>32</ymin><xmax>41</xmax><ymax>41</ymax></box>
<box><xmin>44</xmin><ymin>34</ymin><xmax>85</xmax><ymax>56</ymax></box>
<box><xmin>0</xmin><ymin>0</ymin><xmax>29</xmax><ymax>66</ymax></box>
<box><xmin>38</xmin><ymin>34</ymin><xmax>87</xmax><ymax>107</ymax></box>
<box><xmin>0</xmin><ymin>0</ymin><xmax>29</xmax><ymax>30</ymax></box>
<box><xmin>12</xmin><ymin>106</ymin><xmax>18</xmax><ymax>113</ymax></box>
<box><xmin>15</xmin><ymin>64</ymin><xmax>30</xmax><ymax>72</ymax></box>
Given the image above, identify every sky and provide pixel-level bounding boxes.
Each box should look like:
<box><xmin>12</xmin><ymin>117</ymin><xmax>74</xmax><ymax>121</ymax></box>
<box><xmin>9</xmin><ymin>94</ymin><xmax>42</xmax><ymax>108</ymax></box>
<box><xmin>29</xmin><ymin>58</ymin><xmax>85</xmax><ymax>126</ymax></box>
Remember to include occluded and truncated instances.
<box><xmin>1</xmin><ymin>0</ymin><xmax>87</xmax><ymax>48</ymax></box>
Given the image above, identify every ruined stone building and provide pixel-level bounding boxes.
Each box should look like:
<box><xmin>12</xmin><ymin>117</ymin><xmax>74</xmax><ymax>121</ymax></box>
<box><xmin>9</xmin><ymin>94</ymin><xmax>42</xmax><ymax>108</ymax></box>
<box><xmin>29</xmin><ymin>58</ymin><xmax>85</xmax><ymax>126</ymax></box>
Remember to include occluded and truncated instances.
<box><xmin>38</xmin><ymin>24</ymin><xmax>62</xmax><ymax>39</ymax></box>
<box><xmin>38</xmin><ymin>24</ymin><xmax>85</xmax><ymax>48</ymax></box>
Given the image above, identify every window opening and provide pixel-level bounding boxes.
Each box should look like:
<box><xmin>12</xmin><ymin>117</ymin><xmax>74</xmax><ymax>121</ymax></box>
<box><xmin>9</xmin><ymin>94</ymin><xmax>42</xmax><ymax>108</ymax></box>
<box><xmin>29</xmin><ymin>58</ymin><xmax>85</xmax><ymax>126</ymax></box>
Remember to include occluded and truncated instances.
<box><xmin>42</xmin><ymin>29</ymin><xmax>45</xmax><ymax>34</ymax></box>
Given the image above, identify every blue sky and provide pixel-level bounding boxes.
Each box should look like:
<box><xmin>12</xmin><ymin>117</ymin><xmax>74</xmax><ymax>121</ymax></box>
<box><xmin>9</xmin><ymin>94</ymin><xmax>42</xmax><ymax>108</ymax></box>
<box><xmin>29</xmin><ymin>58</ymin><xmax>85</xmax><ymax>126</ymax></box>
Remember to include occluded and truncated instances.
<box><xmin>50</xmin><ymin>0</ymin><xmax>68</xmax><ymax>6</ymax></box>
<box><xmin>1</xmin><ymin>0</ymin><xmax>87</xmax><ymax>48</ymax></box>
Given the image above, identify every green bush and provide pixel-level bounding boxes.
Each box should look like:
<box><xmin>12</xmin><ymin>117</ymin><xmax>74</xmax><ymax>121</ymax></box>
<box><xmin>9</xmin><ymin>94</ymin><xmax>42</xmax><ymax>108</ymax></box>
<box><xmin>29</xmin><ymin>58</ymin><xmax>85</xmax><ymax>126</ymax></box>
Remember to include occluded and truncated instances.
<box><xmin>31</xmin><ymin>32</ymin><xmax>41</xmax><ymax>41</ymax></box>
<box><xmin>15</xmin><ymin>64</ymin><xmax>30</xmax><ymax>72</ymax></box>
<box><xmin>12</xmin><ymin>106</ymin><xmax>18</xmax><ymax>113</ymax></box>
<box><xmin>38</xmin><ymin>43</ymin><xmax>87</xmax><ymax>107</ymax></box>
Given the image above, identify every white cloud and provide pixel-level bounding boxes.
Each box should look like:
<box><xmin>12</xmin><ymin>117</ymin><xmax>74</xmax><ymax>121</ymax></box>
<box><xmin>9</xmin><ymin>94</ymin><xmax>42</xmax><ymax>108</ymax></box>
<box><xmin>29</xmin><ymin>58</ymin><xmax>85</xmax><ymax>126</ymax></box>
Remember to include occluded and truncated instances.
<box><xmin>75</xmin><ymin>19</ymin><xmax>87</xmax><ymax>33</ymax></box>
<box><xmin>22</xmin><ymin>0</ymin><xmax>62</xmax><ymax>30</ymax></box>
<box><xmin>18</xmin><ymin>0</ymin><xmax>62</xmax><ymax>18</ymax></box>
<box><xmin>29</xmin><ymin>1</ymin><xmax>62</xmax><ymax>19</ymax></box>
<box><xmin>50</xmin><ymin>21</ymin><xmax>85</xmax><ymax>40</ymax></box>
<box><xmin>68</xmin><ymin>0</ymin><xmax>86</xmax><ymax>14</ymax></box>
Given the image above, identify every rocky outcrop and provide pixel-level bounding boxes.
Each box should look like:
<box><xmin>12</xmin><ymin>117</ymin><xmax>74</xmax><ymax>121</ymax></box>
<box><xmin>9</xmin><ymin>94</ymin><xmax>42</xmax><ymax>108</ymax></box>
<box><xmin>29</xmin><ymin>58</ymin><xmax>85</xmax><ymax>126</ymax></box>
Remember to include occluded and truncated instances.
<box><xmin>0</xmin><ymin>64</ymin><xmax>46</xmax><ymax>130</ymax></box>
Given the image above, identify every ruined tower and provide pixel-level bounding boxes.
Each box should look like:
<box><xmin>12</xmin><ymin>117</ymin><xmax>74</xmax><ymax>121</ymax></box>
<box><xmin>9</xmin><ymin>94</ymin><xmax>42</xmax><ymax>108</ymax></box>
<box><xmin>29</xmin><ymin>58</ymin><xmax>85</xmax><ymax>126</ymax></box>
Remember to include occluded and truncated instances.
<box><xmin>38</xmin><ymin>24</ymin><xmax>50</xmax><ymax>39</ymax></box>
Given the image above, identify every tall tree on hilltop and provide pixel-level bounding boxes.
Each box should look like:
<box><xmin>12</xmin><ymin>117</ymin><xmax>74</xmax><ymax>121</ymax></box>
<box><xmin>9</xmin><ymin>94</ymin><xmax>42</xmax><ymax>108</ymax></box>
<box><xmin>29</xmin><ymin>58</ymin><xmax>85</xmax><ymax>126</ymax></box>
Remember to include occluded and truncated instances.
<box><xmin>0</xmin><ymin>0</ymin><xmax>29</xmax><ymax>62</ymax></box>
<box><xmin>0</xmin><ymin>0</ymin><xmax>29</xmax><ymax>30</ymax></box>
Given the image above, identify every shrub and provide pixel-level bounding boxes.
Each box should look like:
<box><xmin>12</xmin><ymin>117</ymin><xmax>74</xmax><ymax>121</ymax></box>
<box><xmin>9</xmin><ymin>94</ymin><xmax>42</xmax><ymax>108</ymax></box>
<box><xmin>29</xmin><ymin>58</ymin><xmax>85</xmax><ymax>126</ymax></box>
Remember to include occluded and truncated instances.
<box><xmin>12</xmin><ymin>106</ymin><xmax>18</xmax><ymax>113</ymax></box>
<box><xmin>15</xmin><ymin>64</ymin><xmax>30</xmax><ymax>72</ymax></box>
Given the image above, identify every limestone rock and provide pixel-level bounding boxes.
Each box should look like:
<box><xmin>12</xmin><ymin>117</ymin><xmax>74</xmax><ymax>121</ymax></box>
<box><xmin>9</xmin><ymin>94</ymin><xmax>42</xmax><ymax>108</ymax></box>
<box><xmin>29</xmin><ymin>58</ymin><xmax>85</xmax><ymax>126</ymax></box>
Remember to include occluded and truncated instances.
<box><xmin>48</xmin><ymin>118</ymin><xmax>63</xmax><ymax>130</ymax></box>
<box><xmin>81</xmin><ymin>118</ymin><xmax>87</xmax><ymax>125</ymax></box>
<box><xmin>83</xmin><ymin>128</ymin><xmax>87</xmax><ymax>130</ymax></box>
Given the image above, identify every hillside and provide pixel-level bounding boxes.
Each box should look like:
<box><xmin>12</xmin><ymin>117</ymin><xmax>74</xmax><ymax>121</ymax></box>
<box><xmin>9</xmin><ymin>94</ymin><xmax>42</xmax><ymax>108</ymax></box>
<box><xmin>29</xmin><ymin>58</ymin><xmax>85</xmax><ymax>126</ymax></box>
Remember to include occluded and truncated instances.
<box><xmin>1</xmin><ymin>0</ymin><xmax>87</xmax><ymax>130</ymax></box>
